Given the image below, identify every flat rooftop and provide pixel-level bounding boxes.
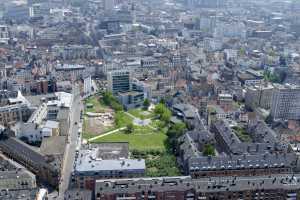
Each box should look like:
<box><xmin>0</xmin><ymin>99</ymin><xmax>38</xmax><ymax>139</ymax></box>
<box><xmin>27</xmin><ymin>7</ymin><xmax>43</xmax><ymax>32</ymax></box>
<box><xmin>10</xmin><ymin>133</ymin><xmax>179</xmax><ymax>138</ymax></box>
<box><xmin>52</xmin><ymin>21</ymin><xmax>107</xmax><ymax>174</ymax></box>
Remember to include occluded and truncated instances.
<box><xmin>86</xmin><ymin>143</ymin><xmax>129</xmax><ymax>160</ymax></box>
<box><xmin>75</xmin><ymin>147</ymin><xmax>145</xmax><ymax>173</ymax></box>
<box><xmin>96</xmin><ymin>174</ymin><xmax>300</xmax><ymax>194</ymax></box>
<box><xmin>40</xmin><ymin>136</ymin><xmax>66</xmax><ymax>156</ymax></box>
<box><xmin>55</xmin><ymin>64</ymin><xmax>85</xmax><ymax>70</ymax></box>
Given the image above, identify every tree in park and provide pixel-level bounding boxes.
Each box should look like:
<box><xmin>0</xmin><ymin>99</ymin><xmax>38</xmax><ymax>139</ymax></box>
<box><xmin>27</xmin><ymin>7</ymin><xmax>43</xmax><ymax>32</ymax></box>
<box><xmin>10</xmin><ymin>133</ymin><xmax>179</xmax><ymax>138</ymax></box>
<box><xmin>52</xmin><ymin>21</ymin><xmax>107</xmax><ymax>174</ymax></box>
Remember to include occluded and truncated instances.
<box><xmin>125</xmin><ymin>123</ymin><xmax>134</xmax><ymax>134</ymax></box>
<box><xmin>143</xmin><ymin>99</ymin><xmax>150</xmax><ymax>110</ymax></box>
<box><xmin>154</xmin><ymin>103</ymin><xmax>172</xmax><ymax>124</ymax></box>
<box><xmin>166</xmin><ymin>122</ymin><xmax>187</xmax><ymax>153</ymax></box>
<box><xmin>154</xmin><ymin>103</ymin><xmax>165</xmax><ymax>115</ymax></box>
<box><xmin>161</xmin><ymin>109</ymin><xmax>171</xmax><ymax>123</ymax></box>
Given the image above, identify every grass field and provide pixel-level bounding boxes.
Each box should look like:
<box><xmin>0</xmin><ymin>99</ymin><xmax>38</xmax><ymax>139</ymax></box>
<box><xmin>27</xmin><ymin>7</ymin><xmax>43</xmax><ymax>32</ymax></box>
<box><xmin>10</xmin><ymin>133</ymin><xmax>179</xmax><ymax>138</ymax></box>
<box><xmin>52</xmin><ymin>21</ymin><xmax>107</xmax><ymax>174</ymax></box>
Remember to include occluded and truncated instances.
<box><xmin>82</xmin><ymin>117</ymin><xmax>117</xmax><ymax>139</ymax></box>
<box><xmin>91</xmin><ymin>126</ymin><xmax>167</xmax><ymax>151</ymax></box>
<box><xmin>84</xmin><ymin>96</ymin><xmax>108</xmax><ymax>113</ymax></box>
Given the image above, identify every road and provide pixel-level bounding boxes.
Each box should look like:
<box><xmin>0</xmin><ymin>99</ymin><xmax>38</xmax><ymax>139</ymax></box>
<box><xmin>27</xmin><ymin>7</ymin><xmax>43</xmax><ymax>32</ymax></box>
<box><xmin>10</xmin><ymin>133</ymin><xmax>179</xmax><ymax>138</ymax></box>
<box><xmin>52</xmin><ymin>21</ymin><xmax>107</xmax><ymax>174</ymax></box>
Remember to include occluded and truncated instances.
<box><xmin>57</xmin><ymin>84</ymin><xmax>83</xmax><ymax>199</ymax></box>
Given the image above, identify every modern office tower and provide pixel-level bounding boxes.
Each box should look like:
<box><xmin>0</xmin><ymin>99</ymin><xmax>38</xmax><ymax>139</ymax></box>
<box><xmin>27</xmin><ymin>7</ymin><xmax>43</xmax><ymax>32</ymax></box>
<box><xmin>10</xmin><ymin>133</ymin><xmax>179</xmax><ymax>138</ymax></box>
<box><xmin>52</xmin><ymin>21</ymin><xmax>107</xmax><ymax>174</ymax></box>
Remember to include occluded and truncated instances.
<box><xmin>29</xmin><ymin>3</ymin><xmax>50</xmax><ymax>18</ymax></box>
<box><xmin>271</xmin><ymin>84</ymin><xmax>300</xmax><ymax>120</ymax></box>
<box><xmin>104</xmin><ymin>0</ymin><xmax>115</xmax><ymax>11</ymax></box>
<box><xmin>107</xmin><ymin>70</ymin><xmax>132</xmax><ymax>95</ymax></box>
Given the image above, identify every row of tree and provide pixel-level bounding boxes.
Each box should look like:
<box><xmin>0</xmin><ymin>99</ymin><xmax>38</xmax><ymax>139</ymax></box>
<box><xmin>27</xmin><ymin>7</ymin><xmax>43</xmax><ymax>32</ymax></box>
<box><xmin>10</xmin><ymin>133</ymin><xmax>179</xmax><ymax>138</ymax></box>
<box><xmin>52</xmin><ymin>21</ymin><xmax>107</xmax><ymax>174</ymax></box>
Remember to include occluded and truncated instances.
<box><xmin>154</xmin><ymin>103</ymin><xmax>172</xmax><ymax>124</ymax></box>
<box><xmin>102</xmin><ymin>91</ymin><xmax>123</xmax><ymax>111</ymax></box>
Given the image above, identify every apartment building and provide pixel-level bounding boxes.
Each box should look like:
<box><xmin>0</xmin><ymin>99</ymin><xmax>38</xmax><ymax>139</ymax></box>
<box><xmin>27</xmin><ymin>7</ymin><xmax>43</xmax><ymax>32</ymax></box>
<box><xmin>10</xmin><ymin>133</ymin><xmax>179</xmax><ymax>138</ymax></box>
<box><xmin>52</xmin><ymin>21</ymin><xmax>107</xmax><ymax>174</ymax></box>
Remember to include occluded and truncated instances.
<box><xmin>0</xmin><ymin>137</ymin><xmax>60</xmax><ymax>187</ymax></box>
<box><xmin>245</xmin><ymin>83</ymin><xmax>274</xmax><ymax>110</ymax></box>
<box><xmin>0</xmin><ymin>91</ymin><xmax>32</xmax><ymax>126</ymax></box>
<box><xmin>95</xmin><ymin>174</ymin><xmax>300</xmax><ymax>200</ymax></box>
<box><xmin>55</xmin><ymin>64</ymin><xmax>87</xmax><ymax>81</ymax></box>
<box><xmin>0</xmin><ymin>153</ymin><xmax>36</xmax><ymax>190</ymax></box>
<box><xmin>52</xmin><ymin>45</ymin><xmax>97</xmax><ymax>60</ymax></box>
<box><xmin>178</xmin><ymin>119</ymin><xmax>296</xmax><ymax>179</ymax></box>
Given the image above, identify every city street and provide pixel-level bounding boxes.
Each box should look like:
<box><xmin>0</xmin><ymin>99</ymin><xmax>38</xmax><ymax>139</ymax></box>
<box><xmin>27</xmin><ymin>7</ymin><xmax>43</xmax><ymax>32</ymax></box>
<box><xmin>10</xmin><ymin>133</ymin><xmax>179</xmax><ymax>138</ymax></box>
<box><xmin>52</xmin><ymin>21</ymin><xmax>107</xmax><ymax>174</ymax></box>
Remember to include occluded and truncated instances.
<box><xmin>57</xmin><ymin>84</ymin><xmax>83</xmax><ymax>200</ymax></box>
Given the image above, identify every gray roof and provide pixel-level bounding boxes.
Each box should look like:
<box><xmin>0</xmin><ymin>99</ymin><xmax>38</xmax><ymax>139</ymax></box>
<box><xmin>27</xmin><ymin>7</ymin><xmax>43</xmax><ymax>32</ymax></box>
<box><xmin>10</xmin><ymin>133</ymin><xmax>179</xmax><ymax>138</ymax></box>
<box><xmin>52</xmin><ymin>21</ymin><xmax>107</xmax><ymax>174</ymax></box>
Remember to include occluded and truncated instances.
<box><xmin>55</xmin><ymin>64</ymin><xmax>85</xmax><ymax>70</ymax></box>
<box><xmin>0</xmin><ymin>137</ymin><xmax>46</xmax><ymax>165</ymax></box>
<box><xmin>249</xmin><ymin>120</ymin><xmax>288</xmax><ymax>151</ymax></box>
<box><xmin>64</xmin><ymin>189</ymin><xmax>92</xmax><ymax>200</ymax></box>
<box><xmin>179</xmin><ymin>133</ymin><xmax>201</xmax><ymax>162</ymax></box>
<box><xmin>0</xmin><ymin>189</ymin><xmax>37</xmax><ymax>200</ymax></box>
<box><xmin>44</xmin><ymin>120</ymin><xmax>59</xmax><ymax>129</ymax></box>
<box><xmin>0</xmin><ymin>137</ymin><xmax>60</xmax><ymax>172</ymax></box>
<box><xmin>188</xmin><ymin>153</ymin><xmax>296</xmax><ymax>171</ymax></box>
<box><xmin>96</xmin><ymin>176</ymin><xmax>192</xmax><ymax>194</ymax></box>
<box><xmin>187</xmin><ymin>130</ymin><xmax>214</xmax><ymax>144</ymax></box>
<box><xmin>212</xmin><ymin>120</ymin><xmax>241</xmax><ymax>152</ymax></box>
<box><xmin>56</xmin><ymin>108</ymin><xmax>70</xmax><ymax>120</ymax></box>
<box><xmin>0</xmin><ymin>170</ymin><xmax>34</xmax><ymax>182</ymax></box>
<box><xmin>75</xmin><ymin>148</ymin><xmax>145</xmax><ymax>174</ymax></box>
<box><xmin>84</xmin><ymin>143</ymin><xmax>129</xmax><ymax>160</ymax></box>
<box><xmin>95</xmin><ymin>174</ymin><xmax>300</xmax><ymax>194</ymax></box>
<box><xmin>40</xmin><ymin>136</ymin><xmax>66</xmax><ymax>156</ymax></box>
<box><xmin>173</xmin><ymin>103</ymin><xmax>198</xmax><ymax>119</ymax></box>
<box><xmin>25</xmin><ymin>93</ymin><xmax>56</xmax><ymax>107</ymax></box>
<box><xmin>0</xmin><ymin>153</ymin><xmax>36</xmax><ymax>190</ymax></box>
<box><xmin>212</xmin><ymin>120</ymin><xmax>287</xmax><ymax>155</ymax></box>
<box><xmin>179</xmin><ymin>129</ymin><xmax>215</xmax><ymax>162</ymax></box>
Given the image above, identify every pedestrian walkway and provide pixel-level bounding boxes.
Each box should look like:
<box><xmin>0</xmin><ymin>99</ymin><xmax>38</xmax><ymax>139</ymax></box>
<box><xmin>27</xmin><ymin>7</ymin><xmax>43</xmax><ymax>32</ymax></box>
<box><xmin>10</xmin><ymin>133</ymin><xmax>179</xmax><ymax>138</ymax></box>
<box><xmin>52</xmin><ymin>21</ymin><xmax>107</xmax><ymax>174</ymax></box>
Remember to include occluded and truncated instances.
<box><xmin>88</xmin><ymin>127</ymin><xmax>126</xmax><ymax>142</ymax></box>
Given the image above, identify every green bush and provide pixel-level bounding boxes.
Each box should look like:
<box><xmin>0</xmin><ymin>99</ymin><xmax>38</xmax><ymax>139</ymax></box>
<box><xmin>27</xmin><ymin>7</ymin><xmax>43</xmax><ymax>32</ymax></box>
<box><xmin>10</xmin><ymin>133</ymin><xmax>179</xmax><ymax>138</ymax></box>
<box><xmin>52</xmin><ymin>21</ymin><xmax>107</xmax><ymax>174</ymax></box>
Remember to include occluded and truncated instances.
<box><xmin>102</xmin><ymin>91</ymin><xmax>123</xmax><ymax>111</ymax></box>
<box><xmin>143</xmin><ymin>99</ymin><xmax>150</xmax><ymax>110</ymax></box>
<box><xmin>154</xmin><ymin>103</ymin><xmax>172</xmax><ymax>124</ymax></box>
<box><xmin>125</xmin><ymin>123</ymin><xmax>134</xmax><ymax>134</ymax></box>
<box><xmin>203</xmin><ymin>144</ymin><xmax>215</xmax><ymax>156</ymax></box>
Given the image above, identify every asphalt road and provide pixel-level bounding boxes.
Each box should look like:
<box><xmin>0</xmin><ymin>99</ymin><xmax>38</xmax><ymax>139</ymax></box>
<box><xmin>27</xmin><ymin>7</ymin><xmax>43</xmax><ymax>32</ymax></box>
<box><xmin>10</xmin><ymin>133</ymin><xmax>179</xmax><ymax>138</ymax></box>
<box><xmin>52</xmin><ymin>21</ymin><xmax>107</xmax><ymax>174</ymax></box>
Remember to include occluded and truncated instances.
<box><xmin>57</xmin><ymin>84</ymin><xmax>83</xmax><ymax>199</ymax></box>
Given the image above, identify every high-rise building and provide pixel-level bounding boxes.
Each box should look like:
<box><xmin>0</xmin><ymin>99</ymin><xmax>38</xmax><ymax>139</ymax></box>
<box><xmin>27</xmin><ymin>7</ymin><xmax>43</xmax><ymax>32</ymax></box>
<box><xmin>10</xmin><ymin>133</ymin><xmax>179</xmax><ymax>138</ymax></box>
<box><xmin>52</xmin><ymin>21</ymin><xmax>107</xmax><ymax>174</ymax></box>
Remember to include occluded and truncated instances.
<box><xmin>0</xmin><ymin>25</ymin><xmax>9</xmax><ymax>44</ymax></box>
<box><xmin>107</xmin><ymin>70</ymin><xmax>132</xmax><ymax>95</ymax></box>
<box><xmin>271</xmin><ymin>84</ymin><xmax>300</xmax><ymax>120</ymax></box>
<box><xmin>245</xmin><ymin>83</ymin><xmax>274</xmax><ymax>110</ymax></box>
<box><xmin>29</xmin><ymin>3</ymin><xmax>50</xmax><ymax>18</ymax></box>
<box><xmin>84</xmin><ymin>76</ymin><xmax>92</xmax><ymax>95</ymax></box>
<box><xmin>104</xmin><ymin>0</ymin><xmax>115</xmax><ymax>11</ymax></box>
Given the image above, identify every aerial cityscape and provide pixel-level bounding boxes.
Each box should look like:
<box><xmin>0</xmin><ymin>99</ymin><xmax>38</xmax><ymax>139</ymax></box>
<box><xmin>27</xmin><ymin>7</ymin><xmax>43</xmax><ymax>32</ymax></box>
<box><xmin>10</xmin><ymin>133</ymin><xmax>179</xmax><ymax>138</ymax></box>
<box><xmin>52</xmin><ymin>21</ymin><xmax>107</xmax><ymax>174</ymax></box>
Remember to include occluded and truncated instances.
<box><xmin>1</xmin><ymin>0</ymin><xmax>300</xmax><ymax>199</ymax></box>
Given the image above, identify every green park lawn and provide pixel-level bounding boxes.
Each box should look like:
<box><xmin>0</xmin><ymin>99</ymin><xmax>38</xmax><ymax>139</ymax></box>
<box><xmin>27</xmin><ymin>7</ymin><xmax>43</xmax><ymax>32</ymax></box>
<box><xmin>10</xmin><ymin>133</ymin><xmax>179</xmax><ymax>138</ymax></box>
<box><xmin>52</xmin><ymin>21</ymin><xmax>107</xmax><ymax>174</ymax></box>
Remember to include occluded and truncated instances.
<box><xmin>115</xmin><ymin>111</ymin><xmax>134</xmax><ymax>127</ymax></box>
<box><xmin>91</xmin><ymin>126</ymin><xmax>167</xmax><ymax>151</ymax></box>
<box><xmin>128</xmin><ymin>108</ymin><xmax>154</xmax><ymax>119</ymax></box>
